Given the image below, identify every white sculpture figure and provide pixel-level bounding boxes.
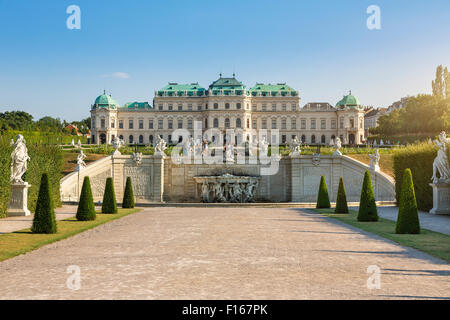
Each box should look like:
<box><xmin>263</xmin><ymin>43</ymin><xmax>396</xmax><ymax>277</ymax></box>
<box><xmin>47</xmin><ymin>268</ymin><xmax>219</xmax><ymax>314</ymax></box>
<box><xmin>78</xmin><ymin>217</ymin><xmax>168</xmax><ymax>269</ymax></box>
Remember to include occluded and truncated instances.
<box><xmin>332</xmin><ymin>137</ymin><xmax>342</xmax><ymax>156</ymax></box>
<box><xmin>431</xmin><ymin>131</ymin><xmax>450</xmax><ymax>183</ymax></box>
<box><xmin>231</xmin><ymin>183</ymin><xmax>243</xmax><ymax>202</ymax></box>
<box><xmin>289</xmin><ymin>135</ymin><xmax>302</xmax><ymax>157</ymax></box>
<box><xmin>112</xmin><ymin>136</ymin><xmax>124</xmax><ymax>155</ymax></box>
<box><xmin>155</xmin><ymin>135</ymin><xmax>167</xmax><ymax>154</ymax></box>
<box><xmin>75</xmin><ymin>150</ymin><xmax>86</xmax><ymax>172</ymax></box>
<box><xmin>201</xmin><ymin>182</ymin><xmax>210</xmax><ymax>202</ymax></box>
<box><xmin>213</xmin><ymin>183</ymin><xmax>226</xmax><ymax>202</ymax></box>
<box><xmin>380</xmin><ymin>139</ymin><xmax>384</xmax><ymax>146</ymax></box>
<box><xmin>259</xmin><ymin>137</ymin><xmax>269</xmax><ymax>157</ymax></box>
<box><xmin>71</xmin><ymin>139</ymin><xmax>75</xmax><ymax>147</ymax></box>
<box><xmin>183</xmin><ymin>136</ymin><xmax>194</xmax><ymax>157</ymax></box>
<box><xmin>244</xmin><ymin>181</ymin><xmax>258</xmax><ymax>202</ymax></box>
<box><xmin>369</xmin><ymin>148</ymin><xmax>380</xmax><ymax>172</ymax></box>
<box><xmin>225</xmin><ymin>141</ymin><xmax>234</xmax><ymax>162</ymax></box>
<box><xmin>10</xmin><ymin>134</ymin><xmax>30</xmax><ymax>184</ymax></box>
<box><xmin>77</xmin><ymin>139</ymin><xmax>82</xmax><ymax>148</ymax></box>
<box><xmin>373</xmin><ymin>139</ymin><xmax>378</xmax><ymax>147</ymax></box>
<box><xmin>132</xmin><ymin>151</ymin><xmax>143</xmax><ymax>165</ymax></box>
<box><xmin>329</xmin><ymin>138</ymin><xmax>335</xmax><ymax>147</ymax></box>
<box><xmin>194</xmin><ymin>138</ymin><xmax>202</xmax><ymax>156</ymax></box>
<box><xmin>10</xmin><ymin>138</ymin><xmax>14</xmax><ymax>146</ymax></box>
<box><xmin>428</xmin><ymin>138</ymin><xmax>433</xmax><ymax>144</ymax></box>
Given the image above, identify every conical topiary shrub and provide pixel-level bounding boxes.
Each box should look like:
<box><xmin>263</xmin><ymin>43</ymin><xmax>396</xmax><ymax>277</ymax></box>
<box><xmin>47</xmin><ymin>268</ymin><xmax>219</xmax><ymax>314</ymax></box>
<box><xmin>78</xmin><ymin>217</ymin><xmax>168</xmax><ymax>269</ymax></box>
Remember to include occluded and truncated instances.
<box><xmin>357</xmin><ymin>170</ymin><xmax>378</xmax><ymax>221</ymax></box>
<box><xmin>335</xmin><ymin>177</ymin><xmax>349</xmax><ymax>214</ymax></box>
<box><xmin>31</xmin><ymin>173</ymin><xmax>57</xmax><ymax>234</ymax></box>
<box><xmin>122</xmin><ymin>177</ymin><xmax>135</xmax><ymax>208</ymax></box>
<box><xmin>396</xmin><ymin>169</ymin><xmax>420</xmax><ymax>234</ymax></box>
<box><xmin>102</xmin><ymin>177</ymin><xmax>118</xmax><ymax>214</ymax></box>
<box><xmin>316</xmin><ymin>175</ymin><xmax>331</xmax><ymax>209</ymax></box>
<box><xmin>76</xmin><ymin>176</ymin><xmax>96</xmax><ymax>221</ymax></box>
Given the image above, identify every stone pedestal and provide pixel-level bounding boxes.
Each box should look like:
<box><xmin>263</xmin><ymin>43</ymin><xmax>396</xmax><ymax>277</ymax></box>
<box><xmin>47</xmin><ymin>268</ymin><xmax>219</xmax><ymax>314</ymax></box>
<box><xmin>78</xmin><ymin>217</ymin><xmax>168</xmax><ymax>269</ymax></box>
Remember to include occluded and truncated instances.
<box><xmin>8</xmin><ymin>182</ymin><xmax>31</xmax><ymax>217</ymax></box>
<box><xmin>429</xmin><ymin>181</ymin><xmax>450</xmax><ymax>215</ymax></box>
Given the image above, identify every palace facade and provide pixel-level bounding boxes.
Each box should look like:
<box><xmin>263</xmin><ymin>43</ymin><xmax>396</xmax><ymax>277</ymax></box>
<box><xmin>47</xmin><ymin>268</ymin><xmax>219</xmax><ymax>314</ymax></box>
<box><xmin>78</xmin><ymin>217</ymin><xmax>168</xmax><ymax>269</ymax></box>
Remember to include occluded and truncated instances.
<box><xmin>90</xmin><ymin>75</ymin><xmax>365</xmax><ymax>146</ymax></box>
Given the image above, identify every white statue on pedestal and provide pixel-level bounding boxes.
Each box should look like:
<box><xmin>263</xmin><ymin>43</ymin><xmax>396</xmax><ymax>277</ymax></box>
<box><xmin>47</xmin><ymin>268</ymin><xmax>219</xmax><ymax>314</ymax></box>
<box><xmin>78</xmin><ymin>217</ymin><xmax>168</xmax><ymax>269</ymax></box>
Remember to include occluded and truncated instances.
<box><xmin>183</xmin><ymin>137</ymin><xmax>194</xmax><ymax>157</ymax></box>
<box><xmin>71</xmin><ymin>139</ymin><xmax>75</xmax><ymax>147</ymax></box>
<box><xmin>289</xmin><ymin>135</ymin><xmax>302</xmax><ymax>157</ymax></box>
<box><xmin>259</xmin><ymin>137</ymin><xmax>269</xmax><ymax>157</ymax></box>
<box><xmin>332</xmin><ymin>137</ymin><xmax>342</xmax><ymax>156</ymax></box>
<box><xmin>155</xmin><ymin>135</ymin><xmax>167</xmax><ymax>154</ymax></box>
<box><xmin>77</xmin><ymin>139</ymin><xmax>82</xmax><ymax>148</ymax></box>
<box><xmin>202</xmin><ymin>139</ymin><xmax>209</xmax><ymax>156</ymax></box>
<box><xmin>10</xmin><ymin>134</ymin><xmax>30</xmax><ymax>184</ymax></box>
<box><xmin>369</xmin><ymin>148</ymin><xmax>380</xmax><ymax>172</ymax></box>
<box><xmin>75</xmin><ymin>150</ymin><xmax>86</xmax><ymax>171</ymax></box>
<box><xmin>431</xmin><ymin>131</ymin><xmax>450</xmax><ymax>183</ymax></box>
<box><xmin>112</xmin><ymin>136</ymin><xmax>124</xmax><ymax>155</ymax></box>
<box><xmin>225</xmin><ymin>141</ymin><xmax>234</xmax><ymax>162</ymax></box>
<box><xmin>329</xmin><ymin>138</ymin><xmax>335</xmax><ymax>147</ymax></box>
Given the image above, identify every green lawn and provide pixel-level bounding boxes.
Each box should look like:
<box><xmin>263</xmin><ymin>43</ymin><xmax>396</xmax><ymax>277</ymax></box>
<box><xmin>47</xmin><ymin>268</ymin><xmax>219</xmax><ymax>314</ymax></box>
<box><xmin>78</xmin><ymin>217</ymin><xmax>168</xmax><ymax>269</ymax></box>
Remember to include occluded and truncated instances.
<box><xmin>313</xmin><ymin>208</ymin><xmax>450</xmax><ymax>262</ymax></box>
<box><xmin>0</xmin><ymin>208</ymin><xmax>139</xmax><ymax>262</ymax></box>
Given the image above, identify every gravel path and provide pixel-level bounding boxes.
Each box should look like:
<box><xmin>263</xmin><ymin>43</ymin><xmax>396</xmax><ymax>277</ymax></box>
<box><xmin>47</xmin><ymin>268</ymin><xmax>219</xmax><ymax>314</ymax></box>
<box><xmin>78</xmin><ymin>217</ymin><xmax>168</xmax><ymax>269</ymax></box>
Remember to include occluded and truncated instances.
<box><xmin>0</xmin><ymin>207</ymin><xmax>448</xmax><ymax>299</ymax></box>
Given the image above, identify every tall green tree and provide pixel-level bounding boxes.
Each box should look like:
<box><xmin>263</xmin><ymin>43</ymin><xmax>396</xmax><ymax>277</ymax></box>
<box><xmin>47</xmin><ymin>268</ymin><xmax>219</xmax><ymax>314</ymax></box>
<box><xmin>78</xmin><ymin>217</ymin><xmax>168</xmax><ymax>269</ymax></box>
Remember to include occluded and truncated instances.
<box><xmin>122</xmin><ymin>177</ymin><xmax>135</xmax><ymax>208</ymax></box>
<box><xmin>396</xmin><ymin>169</ymin><xmax>420</xmax><ymax>234</ymax></box>
<box><xmin>31</xmin><ymin>173</ymin><xmax>57</xmax><ymax>234</ymax></box>
<box><xmin>76</xmin><ymin>176</ymin><xmax>96</xmax><ymax>221</ymax></box>
<box><xmin>432</xmin><ymin>65</ymin><xmax>444</xmax><ymax>98</ymax></box>
<box><xmin>335</xmin><ymin>177</ymin><xmax>349</xmax><ymax>214</ymax></box>
<box><xmin>357</xmin><ymin>171</ymin><xmax>379</xmax><ymax>222</ymax></box>
<box><xmin>102</xmin><ymin>177</ymin><xmax>118</xmax><ymax>213</ymax></box>
<box><xmin>316</xmin><ymin>175</ymin><xmax>331</xmax><ymax>209</ymax></box>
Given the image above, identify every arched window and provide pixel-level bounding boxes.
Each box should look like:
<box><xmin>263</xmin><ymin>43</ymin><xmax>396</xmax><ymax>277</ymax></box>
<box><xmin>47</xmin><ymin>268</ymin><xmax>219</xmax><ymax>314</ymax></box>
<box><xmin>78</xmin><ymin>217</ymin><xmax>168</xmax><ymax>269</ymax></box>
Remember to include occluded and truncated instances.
<box><xmin>247</xmin><ymin>119</ymin><xmax>250</xmax><ymax>128</ymax></box>
<box><xmin>149</xmin><ymin>135</ymin><xmax>153</xmax><ymax>144</ymax></box>
<box><xmin>129</xmin><ymin>135</ymin><xmax>134</xmax><ymax>144</ymax></box>
<box><xmin>301</xmin><ymin>135</ymin><xmax>306</xmax><ymax>143</ymax></box>
<box><xmin>213</xmin><ymin>118</ymin><xmax>219</xmax><ymax>128</ymax></box>
<box><xmin>119</xmin><ymin>135</ymin><xmax>123</xmax><ymax>140</ymax></box>
<box><xmin>225</xmin><ymin>118</ymin><xmax>230</xmax><ymax>128</ymax></box>
<box><xmin>214</xmin><ymin>103</ymin><xmax>218</xmax><ymax>109</ymax></box>
<box><xmin>225</xmin><ymin>103</ymin><xmax>230</xmax><ymax>109</ymax></box>
<box><xmin>236</xmin><ymin>103</ymin><xmax>241</xmax><ymax>109</ymax></box>
<box><xmin>236</xmin><ymin>118</ymin><xmax>241</xmax><ymax>128</ymax></box>
<box><xmin>139</xmin><ymin>135</ymin><xmax>144</xmax><ymax>144</ymax></box>
<box><xmin>331</xmin><ymin>135</ymin><xmax>336</xmax><ymax>141</ymax></box>
<box><xmin>311</xmin><ymin>135</ymin><xmax>316</xmax><ymax>144</ymax></box>
<box><xmin>321</xmin><ymin>135</ymin><xmax>326</xmax><ymax>144</ymax></box>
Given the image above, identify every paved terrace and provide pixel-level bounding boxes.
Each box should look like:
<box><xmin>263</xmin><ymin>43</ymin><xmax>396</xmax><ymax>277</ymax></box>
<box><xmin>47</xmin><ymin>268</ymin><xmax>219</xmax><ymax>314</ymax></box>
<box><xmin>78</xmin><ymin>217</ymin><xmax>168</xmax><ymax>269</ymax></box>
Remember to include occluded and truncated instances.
<box><xmin>0</xmin><ymin>207</ymin><xmax>448</xmax><ymax>299</ymax></box>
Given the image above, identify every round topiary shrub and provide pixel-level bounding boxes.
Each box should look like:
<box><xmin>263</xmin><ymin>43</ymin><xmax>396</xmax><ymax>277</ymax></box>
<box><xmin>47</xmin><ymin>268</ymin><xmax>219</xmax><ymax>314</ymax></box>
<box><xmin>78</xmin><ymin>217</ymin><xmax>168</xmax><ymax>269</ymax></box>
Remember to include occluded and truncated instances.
<box><xmin>316</xmin><ymin>175</ymin><xmax>331</xmax><ymax>209</ymax></box>
<box><xmin>357</xmin><ymin>170</ymin><xmax>378</xmax><ymax>222</ymax></box>
<box><xmin>396</xmin><ymin>168</ymin><xmax>420</xmax><ymax>234</ymax></box>
<box><xmin>102</xmin><ymin>177</ymin><xmax>118</xmax><ymax>214</ymax></box>
<box><xmin>122</xmin><ymin>177</ymin><xmax>135</xmax><ymax>209</ymax></box>
<box><xmin>335</xmin><ymin>177</ymin><xmax>349</xmax><ymax>214</ymax></box>
<box><xmin>31</xmin><ymin>173</ymin><xmax>57</xmax><ymax>234</ymax></box>
<box><xmin>76</xmin><ymin>176</ymin><xmax>96</xmax><ymax>221</ymax></box>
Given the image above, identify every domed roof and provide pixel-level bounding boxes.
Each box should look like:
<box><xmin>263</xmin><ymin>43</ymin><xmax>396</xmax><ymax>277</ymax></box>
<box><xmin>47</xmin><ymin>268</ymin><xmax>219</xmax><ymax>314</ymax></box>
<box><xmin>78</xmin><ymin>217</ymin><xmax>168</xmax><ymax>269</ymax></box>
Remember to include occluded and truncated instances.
<box><xmin>336</xmin><ymin>91</ymin><xmax>360</xmax><ymax>108</ymax></box>
<box><xmin>93</xmin><ymin>91</ymin><xmax>120</xmax><ymax>109</ymax></box>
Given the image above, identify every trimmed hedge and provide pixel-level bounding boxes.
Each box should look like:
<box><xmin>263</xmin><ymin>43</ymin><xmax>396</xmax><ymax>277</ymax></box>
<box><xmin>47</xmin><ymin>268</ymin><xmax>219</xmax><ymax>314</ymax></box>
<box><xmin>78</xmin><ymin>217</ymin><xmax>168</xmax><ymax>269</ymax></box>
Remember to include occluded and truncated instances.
<box><xmin>102</xmin><ymin>177</ymin><xmax>118</xmax><ymax>213</ymax></box>
<box><xmin>357</xmin><ymin>170</ymin><xmax>379</xmax><ymax>222</ymax></box>
<box><xmin>0</xmin><ymin>137</ymin><xmax>63</xmax><ymax>218</ymax></box>
<box><xmin>31</xmin><ymin>173</ymin><xmax>57</xmax><ymax>234</ymax></box>
<box><xmin>393</xmin><ymin>142</ymin><xmax>437</xmax><ymax>211</ymax></box>
<box><xmin>335</xmin><ymin>177</ymin><xmax>349</xmax><ymax>214</ymax></box>
<box><xmin>396</xmin><ymin>169</ymin><xmax>420</xmax><ymax>234</ymax></box>
<box><xmin>76</xmin><ymin>176</ymin><xmax>96</xmax><ymax>221</ymax></box>
<box><xmin>122</xmin><ymin>177</ymin><xmax>135</xmax><ymax>209</ymax></box>
<box><xmin>316</xmin><ymin>175</ymin><xmax>331</xmax><ymax>209</ymax></box>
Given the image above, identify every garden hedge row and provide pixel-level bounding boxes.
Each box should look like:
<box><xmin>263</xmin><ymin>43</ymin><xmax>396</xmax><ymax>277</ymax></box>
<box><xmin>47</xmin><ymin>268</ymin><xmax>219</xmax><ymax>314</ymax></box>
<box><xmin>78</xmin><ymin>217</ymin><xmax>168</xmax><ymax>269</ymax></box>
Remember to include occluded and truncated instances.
<box><xmin>0</xmin><ymin>137</ymin><xmax>63</xmax><ymax>218</ymax></box>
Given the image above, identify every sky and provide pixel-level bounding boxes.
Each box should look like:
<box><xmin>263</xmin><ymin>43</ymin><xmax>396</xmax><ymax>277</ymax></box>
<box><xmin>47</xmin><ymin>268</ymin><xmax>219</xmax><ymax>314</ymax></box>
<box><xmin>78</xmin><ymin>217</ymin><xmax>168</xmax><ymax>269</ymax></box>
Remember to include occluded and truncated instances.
<box><xmin>0</xmin><ymin>0</ymin><xmax>449</xmax><ymax>122</ymax></box>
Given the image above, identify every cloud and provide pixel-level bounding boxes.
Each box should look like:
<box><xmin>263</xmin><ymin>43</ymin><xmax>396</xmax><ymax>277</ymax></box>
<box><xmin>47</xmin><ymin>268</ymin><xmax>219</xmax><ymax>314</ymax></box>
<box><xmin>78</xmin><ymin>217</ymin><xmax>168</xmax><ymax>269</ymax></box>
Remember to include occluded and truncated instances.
<box><xmin>101</xmin><ymin>72</ymin><xmax>130</xmax><ymax>79</ymax></box>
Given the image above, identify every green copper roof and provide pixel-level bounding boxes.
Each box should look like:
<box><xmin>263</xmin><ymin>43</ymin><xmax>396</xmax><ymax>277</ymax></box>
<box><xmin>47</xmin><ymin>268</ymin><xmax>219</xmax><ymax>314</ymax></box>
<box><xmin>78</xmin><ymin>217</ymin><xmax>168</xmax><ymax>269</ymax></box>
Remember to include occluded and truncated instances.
<box><xmin>121</xmin><ymin>102</ymin><xmax>152</xmax><ymax>110</ymax></box>
<box><xmin>93</xmin><ymin>91</ymin><xmax>120</xmax><ymax>109</ymax></box>
<box><xmin>209</xmin><ymin>74</ymin><xmax>245</xmax><ymax>90</ymax></box>
<box><xmin>336</xmin><ymin>91</ymin><xmax>360</xmax><ymax>108</ymax></box>
<box><xmin>157</xmin><ymin>83</ymin><xmax>206</xmax><ymax>97</ymax></box>
<box><xmin>249</xmin><ymin>83</ymin><xmax>298</xmax><ymax>97</ymax></box>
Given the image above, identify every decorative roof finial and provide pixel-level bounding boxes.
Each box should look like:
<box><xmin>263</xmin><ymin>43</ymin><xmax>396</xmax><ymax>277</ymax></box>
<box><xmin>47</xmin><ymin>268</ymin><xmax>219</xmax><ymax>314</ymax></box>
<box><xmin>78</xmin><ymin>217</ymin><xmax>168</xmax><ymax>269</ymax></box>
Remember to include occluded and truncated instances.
<box><xmin>219</xmin><ymin>73</ymin><xmax>222</xmax><ymax>78</ymax></box>
<box><xmin>233</xmin><ymin>72</ymin><xmax>236</xmax><ymax>77</ymax></box>
<box><xmin>349</xmin><ymin>90</ymin><xmax>352</xmax><ymax>95</ymax></box>
<box><xmin>103</xmin><ymin>89</ymin><xmax>106</xmax><ymax>94</ymax></box>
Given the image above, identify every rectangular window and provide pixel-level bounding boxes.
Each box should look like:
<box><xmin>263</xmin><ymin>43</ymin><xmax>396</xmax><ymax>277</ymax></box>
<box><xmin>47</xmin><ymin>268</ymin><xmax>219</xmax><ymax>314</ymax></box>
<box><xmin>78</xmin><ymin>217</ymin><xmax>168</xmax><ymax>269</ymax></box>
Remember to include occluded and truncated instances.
<box><xmin>282</xmin><ymin>104</ymin><xmax>286</xmax><ymax>111</ymax></box>
<box><xmin>158</xmin><ymin>120</ymin><xmax>163</xmax><ymax>129</ymax></box>
<box><xmin>281</xmin><ymin>119</ymin><xmax>287</xmax><ymax>129</ymax></box>
<box><xmin>331</xmin><ymin>119</ymin><xmax>336</xmax><ymax>129</ymax></box>
<box><xmin>159</xmin><ymin>104</ymin><xmax>163</xmax><ymax>111</ymax></box>
<box><xmin>272</xmin><ymin>119</ymin><xmax>277</xmax><ymax>129</ymax></box>
<box><xmin>168</xmin><ymin>104</ymin><xmax>173</xmax><ymax>111</ymax></box>
<box><xmin>178</xmin><ymin>104</ymin><xmax>182</xmax><ymax>111</ymax></box>
<box><xmin>252</xmin><ymin>119</ymin><xmax>257</xmax><ymax>129</ymax></box>
<box><xmin>282</xmin><ymin>135</ymin><xmax>286</xmax><ymax>143</ymax></box>
<box><xmin>119</xmin><ymin>120</ymin><xmax>123</xmax><ymax>129</ymax></box>
<box><xmin>272</xmin><ymin>104</ymin><xmax>276</xmax><ymax>111</ymax></box>
<box><xmin>188</xmin><ymin>119</ymin><xmax>193</xmax><ymax>129</ymax></box>
<box><xmin>197</xmin><ymin>105</ymin><xmax>202</xmax><ymax>111</ymax></box>
<box><xmin>262</xmin><ymin>104</ymin><xmax>267</xmax><ymax>112</ymax></box>
<box><xmin>128</xmin><ymin>120</ymin><xmax>133</xmax><ymax>129</ymax></box>
<box><xmin>301</xmin><ymin>119</ymin><xmax>306</xmax><ymax>129</ymax></box>
<box><xmin>291</xmin><ymin>119</ymin><xmax>296</xmax><ymax>129</ymax></box>
<box><xmin>262</xmin><ymin>119</ymin><xmax>267</xmax><ymax>129</ymax></box>
<box><xmin>291</xmin><ymin>104</ymin><xmax>296</xmax><ymax>111</ymax></box>
<box><xmin>321</xmin><ymin>119</ymin><xmax>326</xmax><ymax>129</ymax></box>
<box><xmin>168</xmin><ymin>135</ymin><xmax>172</xmax><ymax>143</ymax></box>
<box><xmin>311</xmin><ymin>119</ymin><xmax>316</xmax><ymax>129</ymax></box>
<box><xmin>252</xmin><ymin>105</ymin><xmax>256</xmax><ymax>111</ymax></box>
<box><xmin>111</xmin><ymin>120</ymin><xmax>115</xmax><ymax>129</ymax></box>
<box><xmin>101</xmin><ymin>119</ymin><xmax>105</xmax><ymax>129</ymax></box>
<box><xmin>139</xmin><ymin>119</ymin><xmax>144</xmax><ymax>129</ymax></box>
<box><xmin>340</xmin><ymin>119</ymin><xmax>344</xmax><ymax>129</ymax></box>
<box><xmin>168</xmin><ymin>120</ymin><xmax>173</xmax><ymax>129</ymax></box>
<box><xmin>188</xmin><ymin>104</ymin><xmax>192</xmax><ymax>111</ymax></box>
<box><xmin>178</xmin><ymin>120</ymin><xmax>183</xmax><ymax>129</ymax></box>
<box><xmin>149</xmin><ymin>120</ymin><xmax>153</xmax><ymax>129</ymax></box>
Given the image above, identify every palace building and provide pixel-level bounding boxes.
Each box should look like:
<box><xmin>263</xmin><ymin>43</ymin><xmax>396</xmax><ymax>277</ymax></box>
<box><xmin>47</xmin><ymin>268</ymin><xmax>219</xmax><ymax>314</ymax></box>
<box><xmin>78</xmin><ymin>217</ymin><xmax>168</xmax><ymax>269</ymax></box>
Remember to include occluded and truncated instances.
<box><xmin>90</xmin><ymin>74</ymin><xmax>365</xmax><ymax>146</ymax></box>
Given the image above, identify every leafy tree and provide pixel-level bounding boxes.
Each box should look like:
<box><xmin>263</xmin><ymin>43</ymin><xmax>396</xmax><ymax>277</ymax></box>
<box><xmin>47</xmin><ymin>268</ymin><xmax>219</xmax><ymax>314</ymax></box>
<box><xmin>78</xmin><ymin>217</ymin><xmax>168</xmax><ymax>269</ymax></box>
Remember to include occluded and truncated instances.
<box><xmin>396</xmin><ymin>169</ymin><xmax>420</xmax><ymax>234</ymax></box>
<box><xmin>432</xmin><ymin>65</ymin><xmax>445</xmax><ymax>98</ymax></box>
<box><xmin>0</xmin><ymin>111</ymin><xmax>34</xmax><ymax>130</ymax></box>
<box><xmin>31</xmin><ymin>173</ymin><xmax>57</xmax><ymax>234</ymax></box>
<box><xmin>357</xmin><ymin>171</ymin><xmax>379</xmax><ymax>222</ymax></box>
<box><xmin>102</xmin><ymin>177</ymin><xmax>118</xmax><ymax>213</ymax></box>
<box><xmin>122</xmin><ymin>177</ymin><xmax>135</xmax><ymax>208</ymax></box>
<box><xmin>335</xmin><ymin>177</ymin><xmax>349</xmax><ymax>213</ymax></box>
<box><xmin>76</xmin><ymin>176</ymin><xmax>96</xmax><ymax>221</ymax></box>
<box><xmin>316</xmin><ymin>175</ymin><xmax>331</xmax><ymax>209</ymax></box>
